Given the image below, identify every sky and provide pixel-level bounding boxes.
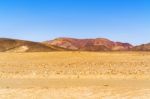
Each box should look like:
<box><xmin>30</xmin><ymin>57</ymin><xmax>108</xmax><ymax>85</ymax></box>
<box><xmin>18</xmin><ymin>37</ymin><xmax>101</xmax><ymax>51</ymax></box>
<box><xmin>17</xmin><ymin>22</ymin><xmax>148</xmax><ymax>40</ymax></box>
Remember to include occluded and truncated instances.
<box><xmin>0</xmin><ymin>0</ymin><xmax>149</xmax><ymax>45</ymax></box>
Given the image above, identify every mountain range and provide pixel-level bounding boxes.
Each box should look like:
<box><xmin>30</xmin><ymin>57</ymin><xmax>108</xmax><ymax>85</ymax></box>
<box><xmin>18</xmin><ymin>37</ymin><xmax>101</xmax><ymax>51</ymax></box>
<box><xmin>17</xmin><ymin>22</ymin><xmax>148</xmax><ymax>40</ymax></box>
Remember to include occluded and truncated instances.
<box><xmin>0</xmin><ymin>37</ymin><xmax>149</xmax><ymax>52</ymax></box>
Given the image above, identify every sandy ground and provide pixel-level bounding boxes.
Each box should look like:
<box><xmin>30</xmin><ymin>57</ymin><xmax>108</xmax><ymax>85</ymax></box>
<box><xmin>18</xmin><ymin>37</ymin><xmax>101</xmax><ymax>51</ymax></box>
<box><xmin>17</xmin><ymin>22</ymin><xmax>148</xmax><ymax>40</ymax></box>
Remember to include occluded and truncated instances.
<box><xmin>0</xmin><ymin>52</ymin><xmax>150</xmax><ymax>98</ymax></box>
<box><xmin>0</xmin><ymin>78</ymin><xmax>150</xmax><ymax>99</ymax></box>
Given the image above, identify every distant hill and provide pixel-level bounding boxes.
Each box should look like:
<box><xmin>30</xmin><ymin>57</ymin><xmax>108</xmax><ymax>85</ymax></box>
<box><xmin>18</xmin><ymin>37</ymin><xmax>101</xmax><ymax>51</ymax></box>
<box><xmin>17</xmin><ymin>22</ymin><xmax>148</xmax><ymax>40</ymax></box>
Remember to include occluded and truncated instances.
<box><xmin>44</xmin><ymin>37</ymin><xmax>133</xmax><ymax>51</ymax></box>
<box><xmin>2</xmin><ymin>37</ymin><xmax>150</xmax><ymax>52</ymax></box>
<box><xmin>132</xmin><ymin>43</ymin><xmax>150</xmax><ymax>51</ymax></box>
<box><xmin>0</xmin><ymin>38</ymin><xmax>63</xmax><ymax>52</ymax></box>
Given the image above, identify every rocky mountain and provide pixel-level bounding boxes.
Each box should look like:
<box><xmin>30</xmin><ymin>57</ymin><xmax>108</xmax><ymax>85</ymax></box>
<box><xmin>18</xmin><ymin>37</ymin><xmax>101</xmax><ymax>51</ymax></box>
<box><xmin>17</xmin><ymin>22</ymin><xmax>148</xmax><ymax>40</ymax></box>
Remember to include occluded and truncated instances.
<box><xmin>132</xmin><ymin>43</ymin><xmax>150</xmax><ymax>51</ymax></box>
<box><xmin>2</xmin><ymin>37</ymin><xmax>150</xmax><ymax>52</ymax></box>
<box><xmin>0</xmin><ymin>38</ymin><xmax>64</xmax><ymax>52</ymax></box>
<box><xmin>44</xmin><ymin>37</ymin><xmax>133</xmax><ymax>51</ymax></box>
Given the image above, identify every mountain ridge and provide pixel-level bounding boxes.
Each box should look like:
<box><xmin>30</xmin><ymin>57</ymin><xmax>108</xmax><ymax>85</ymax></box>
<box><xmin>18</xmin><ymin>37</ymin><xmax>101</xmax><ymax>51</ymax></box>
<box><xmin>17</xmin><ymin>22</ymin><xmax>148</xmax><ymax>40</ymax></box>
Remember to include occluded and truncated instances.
<box><xmin>0</xmin><ymin>38</ymin><xmax>65</xmax><ymax>52</ymax></box>
<box><xmin>0</xmin><ymin>37</ymin><xmax>149</xmax><ymax>52</ymax></box>
<box><xmin>45</xmin><ymin>37</ymin><xmax>133</xmax><ymax>51</ymax></box>
<box><xmin>132</xmin><ymin>43</ymin><xmax>150</xmax><ymax>51</ymax></box>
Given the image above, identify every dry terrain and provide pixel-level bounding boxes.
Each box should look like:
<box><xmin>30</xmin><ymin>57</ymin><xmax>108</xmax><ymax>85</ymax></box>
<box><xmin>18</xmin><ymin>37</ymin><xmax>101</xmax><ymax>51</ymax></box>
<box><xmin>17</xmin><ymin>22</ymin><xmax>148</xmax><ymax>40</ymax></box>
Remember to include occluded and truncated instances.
<box><xmin>0</xmin><ymin>52</ymin><xmax>150</xmax><ymax>99</ymax></box>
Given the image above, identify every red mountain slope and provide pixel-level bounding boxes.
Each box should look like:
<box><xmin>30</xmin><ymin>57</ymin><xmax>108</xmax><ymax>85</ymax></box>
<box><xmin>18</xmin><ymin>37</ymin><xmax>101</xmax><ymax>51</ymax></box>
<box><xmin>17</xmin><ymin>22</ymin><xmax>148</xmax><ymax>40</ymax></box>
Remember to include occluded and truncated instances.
<box><xmin>44</xmin><ymin>37</ymin><xmax>133</xmax><ymax>51</ymax></box>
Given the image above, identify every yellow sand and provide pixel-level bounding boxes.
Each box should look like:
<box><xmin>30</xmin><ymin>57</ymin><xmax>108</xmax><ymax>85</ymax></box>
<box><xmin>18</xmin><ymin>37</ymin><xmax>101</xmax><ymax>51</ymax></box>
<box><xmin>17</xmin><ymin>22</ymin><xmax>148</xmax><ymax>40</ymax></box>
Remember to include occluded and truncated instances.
<box><xmin>0</xmin><ymin>52</ymin><xmax>150</xmax><ymax>98</ymax></box>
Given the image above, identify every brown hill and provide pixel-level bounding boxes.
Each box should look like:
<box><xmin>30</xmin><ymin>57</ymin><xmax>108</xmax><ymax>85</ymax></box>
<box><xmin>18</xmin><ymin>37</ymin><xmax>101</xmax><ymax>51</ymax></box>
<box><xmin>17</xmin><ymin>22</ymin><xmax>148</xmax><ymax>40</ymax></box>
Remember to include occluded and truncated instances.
<box><xmin>0</xmin><ymin>38</ymin><xmax>62</xmax><ymax>52</ymax></box>
<box><xmin>132</xmin><ymin>43</ymin><xmax>150</xmax><ymax>51</ymax></box>
<box><xmin>44</xmin><ymin>37</ymin><xmax>133</xmax><ymax>51</ymax></box>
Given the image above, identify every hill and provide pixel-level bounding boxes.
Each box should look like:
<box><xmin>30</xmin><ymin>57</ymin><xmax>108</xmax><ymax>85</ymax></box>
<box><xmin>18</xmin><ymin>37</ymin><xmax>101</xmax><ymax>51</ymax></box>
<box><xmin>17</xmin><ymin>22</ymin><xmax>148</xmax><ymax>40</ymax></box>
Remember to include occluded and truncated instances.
<box><xmin>0</xmin><ymin>38</ymin><xmax>61</xmax><ymax>52</ymax></box>
<box><xmin>132</xmin><ymin>43</ymin><xmax>150</xmax><ymax>51</ymax></box>
<box><xmin>44</xmin><ymin>37</ymin><xmax>133</xmax><ymax>51</ymax></box>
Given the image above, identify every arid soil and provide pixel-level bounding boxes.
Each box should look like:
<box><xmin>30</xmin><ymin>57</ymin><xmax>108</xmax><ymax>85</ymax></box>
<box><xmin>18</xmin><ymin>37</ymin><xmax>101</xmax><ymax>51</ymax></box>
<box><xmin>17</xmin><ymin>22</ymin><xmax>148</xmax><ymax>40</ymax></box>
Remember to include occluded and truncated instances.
<box><xmin>0</xmin><ymin>52</ymin><xmax>150</xmax><ymax>99</ymax></box>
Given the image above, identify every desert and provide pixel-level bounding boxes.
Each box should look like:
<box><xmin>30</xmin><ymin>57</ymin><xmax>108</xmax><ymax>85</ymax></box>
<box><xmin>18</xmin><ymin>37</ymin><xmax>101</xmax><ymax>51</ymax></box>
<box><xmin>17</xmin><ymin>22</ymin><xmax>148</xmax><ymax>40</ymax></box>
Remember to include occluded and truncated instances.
<box><xmin>0</xmin><ymin>52</ymin><xmax>150</xmax><ymax>98</ymax></box>
<box><xmin>0</xmin><ymin>0</ymin><xmax>149</xmax><ymax>98</ymax></box>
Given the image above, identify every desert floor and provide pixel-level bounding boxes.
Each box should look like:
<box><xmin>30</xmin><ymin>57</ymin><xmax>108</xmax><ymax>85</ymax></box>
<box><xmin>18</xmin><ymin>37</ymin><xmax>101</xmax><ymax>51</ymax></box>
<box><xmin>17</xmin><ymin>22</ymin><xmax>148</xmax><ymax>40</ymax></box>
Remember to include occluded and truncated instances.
<box><xmin>0</xmin><ymin>52</ymin><xmax>150</xmax><ymax>99</ymax></box>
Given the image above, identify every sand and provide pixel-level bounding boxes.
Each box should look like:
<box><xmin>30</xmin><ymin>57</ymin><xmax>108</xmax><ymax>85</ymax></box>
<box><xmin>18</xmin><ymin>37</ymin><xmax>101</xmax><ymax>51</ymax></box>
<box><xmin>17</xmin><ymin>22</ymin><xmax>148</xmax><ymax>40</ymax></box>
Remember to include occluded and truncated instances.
<box><xmin>0</xmin><ymin>52</ymin><xmax>150</xmax><ymax>98</ymax></box>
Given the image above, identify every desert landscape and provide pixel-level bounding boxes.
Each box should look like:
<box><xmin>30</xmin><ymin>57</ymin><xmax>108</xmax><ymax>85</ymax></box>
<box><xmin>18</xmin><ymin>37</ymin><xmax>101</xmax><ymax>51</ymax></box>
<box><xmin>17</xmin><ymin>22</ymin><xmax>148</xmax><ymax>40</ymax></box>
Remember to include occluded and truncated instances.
<box><xmin>0</xmin><ymin>51</ymin><xmax>150</xmax><ymax>98</ymax></box>
<box><xmin>0</xmin><ymin>0</ymin><xmax>149</xmax><ymax>98</ymax></box>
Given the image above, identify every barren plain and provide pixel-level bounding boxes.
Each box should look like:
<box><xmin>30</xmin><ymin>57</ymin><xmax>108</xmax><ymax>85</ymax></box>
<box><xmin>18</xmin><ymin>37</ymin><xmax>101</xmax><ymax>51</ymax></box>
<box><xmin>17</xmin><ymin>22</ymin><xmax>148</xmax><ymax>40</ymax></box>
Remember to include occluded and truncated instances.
<box><xmin>0</xmin><ymin>52</ymin><xmax>150</xmax><ymax>99</ymax></box>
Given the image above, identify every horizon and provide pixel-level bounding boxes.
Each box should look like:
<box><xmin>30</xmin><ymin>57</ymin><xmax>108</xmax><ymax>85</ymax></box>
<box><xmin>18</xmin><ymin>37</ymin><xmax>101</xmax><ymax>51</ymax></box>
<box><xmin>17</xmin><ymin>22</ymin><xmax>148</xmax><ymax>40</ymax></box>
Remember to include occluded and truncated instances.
<box><xmin>0</xmin><ymin>0</ymin><xmax>149</xmax><ymax>45</ymax></box>
<box><xmin>0</xmin><ymin>36</ymin><xmax>146</xmax><ymax>46</ymax></box>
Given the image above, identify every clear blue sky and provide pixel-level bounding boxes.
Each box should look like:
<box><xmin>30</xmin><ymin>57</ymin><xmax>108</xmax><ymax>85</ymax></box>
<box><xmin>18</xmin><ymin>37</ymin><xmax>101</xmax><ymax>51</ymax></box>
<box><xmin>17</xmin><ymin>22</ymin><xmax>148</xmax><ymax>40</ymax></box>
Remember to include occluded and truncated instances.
<box><xmin>0</xmin><ymin>0</ymin><xmax>149</xmax><ymax>45</ymax></box>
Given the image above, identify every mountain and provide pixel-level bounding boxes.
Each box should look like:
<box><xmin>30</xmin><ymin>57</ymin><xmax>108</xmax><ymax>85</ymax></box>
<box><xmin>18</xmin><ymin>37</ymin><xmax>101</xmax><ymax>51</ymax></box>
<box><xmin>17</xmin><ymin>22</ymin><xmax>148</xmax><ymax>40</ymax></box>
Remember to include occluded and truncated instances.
<box><xmin>132</xmin><ymin>43</ymin><xmax>150</xmax><ymax>51</ymax></box>
<box><xmin>5</xmin><ymin>37</ymin><xmax>150</xmax><ymax>52</ymax></box>
<box><xmin>44</xmin><ymin>37</ymin><xmax>133</xmax><ymax>51</ymax></box>
<box><xmin>0</xmin><ymin>38</ymin><xmax>63</xmax><ymax>52</ymax></box>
